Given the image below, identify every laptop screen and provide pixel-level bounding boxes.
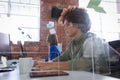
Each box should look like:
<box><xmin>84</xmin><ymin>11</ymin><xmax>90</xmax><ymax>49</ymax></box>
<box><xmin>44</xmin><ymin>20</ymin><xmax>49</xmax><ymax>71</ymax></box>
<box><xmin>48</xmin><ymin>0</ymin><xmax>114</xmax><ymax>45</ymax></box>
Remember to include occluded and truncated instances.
<box><xmin>0</xmin><ymin>32</ymin><xmax>11</xmax><ymax>61</ymax></box>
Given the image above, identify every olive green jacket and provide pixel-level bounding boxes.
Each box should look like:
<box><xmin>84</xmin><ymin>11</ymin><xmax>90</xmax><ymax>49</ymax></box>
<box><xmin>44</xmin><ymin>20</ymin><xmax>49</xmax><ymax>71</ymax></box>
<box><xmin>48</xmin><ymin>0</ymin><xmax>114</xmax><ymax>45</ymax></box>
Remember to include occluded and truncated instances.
<box><xmin>53</xmin><ymin>32</ymin><xmax>110</xmax><ymax>74</ymax></box>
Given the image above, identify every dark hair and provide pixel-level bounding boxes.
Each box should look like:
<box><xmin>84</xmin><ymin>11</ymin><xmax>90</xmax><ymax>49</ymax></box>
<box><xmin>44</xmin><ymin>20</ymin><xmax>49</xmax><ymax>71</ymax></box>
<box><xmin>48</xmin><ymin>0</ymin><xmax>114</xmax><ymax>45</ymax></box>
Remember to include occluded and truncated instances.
<box><xmin>63</xmin><ymin>8</ymin><xmax>91</xmax><ymax>33</ymax></box>
<box><xmin>47</xmin><ymin>34</ymin><xmax>58</xmax><ymax>46</ymax></box>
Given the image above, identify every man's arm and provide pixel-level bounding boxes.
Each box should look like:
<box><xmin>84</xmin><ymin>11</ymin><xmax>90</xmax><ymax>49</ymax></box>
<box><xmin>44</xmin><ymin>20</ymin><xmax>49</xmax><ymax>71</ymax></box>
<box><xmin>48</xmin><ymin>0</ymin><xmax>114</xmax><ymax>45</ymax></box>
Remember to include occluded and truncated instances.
<box><xmin>34</xmin><ymin>61</ymin><xmax>69</xmax><ymax>70</ymax></box>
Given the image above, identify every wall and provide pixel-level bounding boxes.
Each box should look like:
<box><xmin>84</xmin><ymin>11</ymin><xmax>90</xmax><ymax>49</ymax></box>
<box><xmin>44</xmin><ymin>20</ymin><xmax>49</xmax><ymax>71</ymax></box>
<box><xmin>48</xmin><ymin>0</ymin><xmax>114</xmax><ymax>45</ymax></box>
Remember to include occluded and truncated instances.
<box><xmin>11</xmin><ymin>0</ymin><xmax>78</xmax><ymax>59</ymax></box>
<box><xmin>39</xmin><ymin>0</ymin><xmax>78</xmax><ymax>52</ymax></box>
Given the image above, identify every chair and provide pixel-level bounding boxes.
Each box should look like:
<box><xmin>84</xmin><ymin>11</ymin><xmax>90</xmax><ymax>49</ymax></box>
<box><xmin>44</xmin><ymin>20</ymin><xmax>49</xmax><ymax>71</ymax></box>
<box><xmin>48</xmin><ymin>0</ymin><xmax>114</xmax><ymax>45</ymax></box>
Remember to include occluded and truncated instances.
<box><xmin>108</xmin><ymin>40</ymin><xmax>120</xmax><ymax>78</ymax></box>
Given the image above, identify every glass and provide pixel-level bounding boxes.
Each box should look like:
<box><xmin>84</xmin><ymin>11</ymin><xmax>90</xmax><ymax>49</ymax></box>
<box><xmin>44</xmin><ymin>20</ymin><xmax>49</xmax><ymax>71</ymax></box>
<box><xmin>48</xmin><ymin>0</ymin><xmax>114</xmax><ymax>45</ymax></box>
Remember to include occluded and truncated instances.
<box><xmin>0</xmin><ymin>0</ymin><xmax>40</xmax><ymax>44</ymax></box>
<box><xmin>0</xmin><ymin>2</ymin><xmax>8</xmax><ymax>14</ymax></box>
<box><xmin>10</xmin><ymin>0</ymin><xmax>19</xmax><ymax>3</ymax></box>
<box><xmin>0</xmin><ymin>0</ymin><xmax>8</xmax><ymax>1</ymax></box>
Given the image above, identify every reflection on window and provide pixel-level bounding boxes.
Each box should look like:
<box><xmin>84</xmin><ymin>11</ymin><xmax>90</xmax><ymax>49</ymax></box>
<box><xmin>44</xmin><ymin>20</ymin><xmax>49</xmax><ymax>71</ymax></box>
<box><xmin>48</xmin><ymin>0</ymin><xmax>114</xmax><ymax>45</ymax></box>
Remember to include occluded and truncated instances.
<box><xmin>0</xmin><ymin>0</ymin><xmax>40</xmax><ymax>44</ymax></box>
<box><xmin>0</xmin><ymin>2</ymin><xmax>8</xmax><ymax>13</ymax></box>
<box><xmin>79</xmin><ymin>0</ymin><xmax>120</xmax><ymax>42</ymax></box>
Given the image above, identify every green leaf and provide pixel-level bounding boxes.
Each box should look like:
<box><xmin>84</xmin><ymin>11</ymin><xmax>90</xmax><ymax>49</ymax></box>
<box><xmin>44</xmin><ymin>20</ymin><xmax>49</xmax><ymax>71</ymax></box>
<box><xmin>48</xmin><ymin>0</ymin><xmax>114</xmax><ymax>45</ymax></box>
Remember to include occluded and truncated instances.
<box><xmin>87</xmin><ymin>0</ymin><xmax>106</xmax><ymax>13</ymax></box>
<box><xmin>87</xmin><ymin>0</ymin><xmax>101</xmax><ymax>8</ymax></box>
<box><xmin>94</xmin><ymin>7</ymin><xmax>106</xmax><ymax>13</ymax></box>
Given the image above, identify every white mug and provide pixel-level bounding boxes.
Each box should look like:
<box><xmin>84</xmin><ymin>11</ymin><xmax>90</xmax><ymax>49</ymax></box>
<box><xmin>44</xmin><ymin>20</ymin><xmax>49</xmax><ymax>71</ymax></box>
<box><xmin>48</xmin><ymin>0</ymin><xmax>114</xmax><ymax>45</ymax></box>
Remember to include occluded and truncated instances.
<box><xmin>19</xmin><ymin>57</ymin><xmax>34</xmax><ymax>74</ymax></box>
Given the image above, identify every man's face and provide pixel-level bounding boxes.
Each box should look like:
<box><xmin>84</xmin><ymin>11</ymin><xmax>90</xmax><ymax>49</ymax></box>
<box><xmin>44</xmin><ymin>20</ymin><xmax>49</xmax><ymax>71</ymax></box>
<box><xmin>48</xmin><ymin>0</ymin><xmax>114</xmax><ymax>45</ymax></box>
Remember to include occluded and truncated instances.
<box><xmin>64</xmin><ymin>21</ymin><xmax>79</xmax><ymax>38</ymax></box>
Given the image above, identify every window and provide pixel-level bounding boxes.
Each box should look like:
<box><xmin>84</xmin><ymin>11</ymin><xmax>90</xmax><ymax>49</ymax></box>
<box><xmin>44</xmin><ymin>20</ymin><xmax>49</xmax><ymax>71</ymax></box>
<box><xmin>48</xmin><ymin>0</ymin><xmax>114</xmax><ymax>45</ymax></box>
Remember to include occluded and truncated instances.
<box><xmin>0</xmin><ymin>0</ymin><xmax>40</xmax><ymax>44</ymax></box>
<box><xmin>79</xmin><ymin>0</ymin><xmax>120</xmax><ymax>42</ymax></box>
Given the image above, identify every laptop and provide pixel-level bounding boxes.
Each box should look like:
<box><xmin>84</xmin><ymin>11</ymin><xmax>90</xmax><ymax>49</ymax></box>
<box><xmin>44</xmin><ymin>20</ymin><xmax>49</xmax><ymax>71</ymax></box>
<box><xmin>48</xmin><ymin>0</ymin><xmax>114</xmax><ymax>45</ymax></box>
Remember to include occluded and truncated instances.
<box><xmin>0</xmin><ymin>67</ymin><xmax>14</xmax><ymax>72</ymax></box>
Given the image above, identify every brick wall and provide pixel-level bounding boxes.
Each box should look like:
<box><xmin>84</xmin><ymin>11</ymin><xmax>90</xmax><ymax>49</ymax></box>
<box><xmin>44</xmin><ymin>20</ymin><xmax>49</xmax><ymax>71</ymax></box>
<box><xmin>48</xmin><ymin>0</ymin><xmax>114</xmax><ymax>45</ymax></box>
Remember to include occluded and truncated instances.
<box><xmin>11</xmin><ymin>41</ymin><xmax>48</xmax><ymax>59</ymax></box>
<box><xmin>40</xmin><ymin>0</ymin><xmax>78</xmax><ymax>52</ymax></box>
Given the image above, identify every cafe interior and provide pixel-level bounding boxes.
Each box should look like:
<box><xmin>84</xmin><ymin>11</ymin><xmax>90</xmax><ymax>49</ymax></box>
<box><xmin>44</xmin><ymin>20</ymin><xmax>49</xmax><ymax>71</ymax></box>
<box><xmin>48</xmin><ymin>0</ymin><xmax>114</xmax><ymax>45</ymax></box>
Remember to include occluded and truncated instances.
<box><xmin>0</xmin><ymin>0</ymin><xmax>120</xmax><ymax>80</ymax></box>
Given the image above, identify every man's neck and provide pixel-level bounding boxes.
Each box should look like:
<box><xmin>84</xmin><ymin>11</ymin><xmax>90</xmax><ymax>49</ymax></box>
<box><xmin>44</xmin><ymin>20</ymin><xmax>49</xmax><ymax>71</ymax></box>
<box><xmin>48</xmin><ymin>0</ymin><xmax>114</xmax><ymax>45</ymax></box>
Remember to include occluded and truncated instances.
<box><xmin>72</xmin><ymin>31</ymin><xmax>83</xmax><ymax>40</ymax></box>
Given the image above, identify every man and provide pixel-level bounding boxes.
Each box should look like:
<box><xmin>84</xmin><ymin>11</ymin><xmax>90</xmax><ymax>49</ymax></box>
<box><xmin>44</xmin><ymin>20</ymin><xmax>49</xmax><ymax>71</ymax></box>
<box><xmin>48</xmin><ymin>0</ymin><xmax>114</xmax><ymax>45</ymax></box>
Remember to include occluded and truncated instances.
<box><xmin>35</xmin><ymin>6</ymin><xmax>110</xmax><ymax>74</ymax></box>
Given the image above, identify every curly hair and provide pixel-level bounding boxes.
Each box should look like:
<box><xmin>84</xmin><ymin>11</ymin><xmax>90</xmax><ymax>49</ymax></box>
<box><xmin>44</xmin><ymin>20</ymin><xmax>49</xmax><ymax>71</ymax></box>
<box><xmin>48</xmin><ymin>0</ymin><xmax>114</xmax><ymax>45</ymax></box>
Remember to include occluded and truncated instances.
<box><xmin>58</xmin><ymin>6</ymin><xmax>91</xmax><ymax>33</ymax></box>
